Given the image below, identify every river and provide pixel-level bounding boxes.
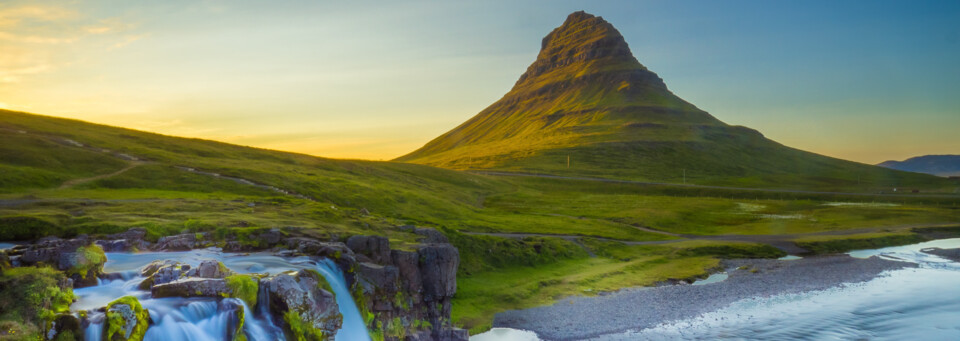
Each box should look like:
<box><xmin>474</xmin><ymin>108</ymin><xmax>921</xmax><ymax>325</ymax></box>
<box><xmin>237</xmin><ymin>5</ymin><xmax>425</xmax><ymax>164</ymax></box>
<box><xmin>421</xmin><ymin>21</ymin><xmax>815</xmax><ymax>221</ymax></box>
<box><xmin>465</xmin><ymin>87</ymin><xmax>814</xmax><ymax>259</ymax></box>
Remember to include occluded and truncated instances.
<box><xmin>473</xmin><ymin>238</ymin><xmax>960</xmax><ymax>340</ymax></box>
<box><xmin>72</xmin><ymin>248</ymin><xmax>371</xmax><ymax>341</ymax></box>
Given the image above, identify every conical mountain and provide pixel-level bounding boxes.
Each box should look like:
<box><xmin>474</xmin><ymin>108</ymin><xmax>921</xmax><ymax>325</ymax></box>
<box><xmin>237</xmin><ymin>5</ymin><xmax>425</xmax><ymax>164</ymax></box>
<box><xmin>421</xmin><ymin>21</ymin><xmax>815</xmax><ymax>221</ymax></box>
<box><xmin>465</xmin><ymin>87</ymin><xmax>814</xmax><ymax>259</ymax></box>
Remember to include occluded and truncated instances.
<box><xmin>398</xmin><ymin>11</ymin><xmax>946</xmax><ymax>189</ymax></box>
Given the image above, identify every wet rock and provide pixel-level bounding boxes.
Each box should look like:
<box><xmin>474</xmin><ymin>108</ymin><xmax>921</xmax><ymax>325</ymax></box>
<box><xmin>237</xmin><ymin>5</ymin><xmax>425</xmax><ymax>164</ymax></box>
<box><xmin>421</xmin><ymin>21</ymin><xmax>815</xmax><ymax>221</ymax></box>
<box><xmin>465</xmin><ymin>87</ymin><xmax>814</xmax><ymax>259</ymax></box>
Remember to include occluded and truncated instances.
<box><xmin>55</xmin><ymin>244</ymin><xmax>106</xmax><ymax>288</ymax></box>
<box><xmin>346</xmin><ymin>235</ymin><xmax>391</xmax><ymax>264</ymax></box>
<box><xmin>220</xmin><ymin>299</ymin><xmax>246</xmax><ymax>341</ymax></box>
<box><xmin>105</xmin><ymin>296</ymin><xmax>150</xmax><ymax>341</ymax></box>
<box><xmin>185</xmin><ymin>260</ymin><xmax>233</xmax><ymax>278</ymax></box>
<box><xmin>152</xmin><ymin>278</ymin><xmax>231</xmax><ymax>298</ymax></box>
<box><xmin>263</xmin><ymin>270</ymin><xmax>342</xmax><ymax>339</ymax></box>
<box><xmin>138</xmin><ymin>260</ymin><xmax>188</xmax><ymax>290</ymax></box>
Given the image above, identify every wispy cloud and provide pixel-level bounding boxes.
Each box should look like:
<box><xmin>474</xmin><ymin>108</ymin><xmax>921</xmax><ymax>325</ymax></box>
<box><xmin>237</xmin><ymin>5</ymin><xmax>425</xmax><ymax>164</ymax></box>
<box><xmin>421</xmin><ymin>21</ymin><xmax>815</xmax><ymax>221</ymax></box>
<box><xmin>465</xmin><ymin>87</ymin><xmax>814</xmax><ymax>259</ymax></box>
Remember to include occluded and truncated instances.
<box><xmin>0</xmin><ymin>2</ymin><xmax>145</xmax><ymax>86</ymax></box>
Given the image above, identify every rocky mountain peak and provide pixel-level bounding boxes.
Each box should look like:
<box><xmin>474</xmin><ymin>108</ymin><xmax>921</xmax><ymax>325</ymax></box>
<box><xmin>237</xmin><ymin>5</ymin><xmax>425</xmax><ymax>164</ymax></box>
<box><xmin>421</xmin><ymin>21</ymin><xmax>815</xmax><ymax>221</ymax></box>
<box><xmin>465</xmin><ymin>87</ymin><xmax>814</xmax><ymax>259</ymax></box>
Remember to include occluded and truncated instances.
<box><xmin>515</xmin><ymin>11</ymin><xmax>641</xmax><ymax>87</ymax></box>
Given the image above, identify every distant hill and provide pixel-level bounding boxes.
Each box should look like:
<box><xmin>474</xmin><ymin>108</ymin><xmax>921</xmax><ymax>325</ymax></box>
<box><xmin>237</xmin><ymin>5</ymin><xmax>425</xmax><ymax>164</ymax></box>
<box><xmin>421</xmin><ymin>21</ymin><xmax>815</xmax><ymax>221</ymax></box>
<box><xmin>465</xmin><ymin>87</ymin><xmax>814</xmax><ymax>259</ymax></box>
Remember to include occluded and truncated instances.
<box><xmin>397</xmin><ymin>11</ymin><xmax>949</xmax><ymax>191</ymax></box>
<box><xmin>878</xmin><ymin>155</ymin><xmax>960</xmax><ymax>177</ymax></box>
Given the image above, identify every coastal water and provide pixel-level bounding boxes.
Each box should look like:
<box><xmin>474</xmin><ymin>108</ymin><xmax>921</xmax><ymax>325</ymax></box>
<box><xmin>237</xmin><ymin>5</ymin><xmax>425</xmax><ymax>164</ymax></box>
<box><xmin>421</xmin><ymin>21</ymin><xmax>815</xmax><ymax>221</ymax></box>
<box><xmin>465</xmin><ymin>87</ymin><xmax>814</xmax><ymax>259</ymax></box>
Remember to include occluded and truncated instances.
<box><xmin>73</xmin><ymin>248</ymin><xmax>371</xmax><ymax>341</ymax></box>
<box><xmin>474</xmin><ymin>238</ymin><xmax>960</xmax><ymax>341</ymax></box>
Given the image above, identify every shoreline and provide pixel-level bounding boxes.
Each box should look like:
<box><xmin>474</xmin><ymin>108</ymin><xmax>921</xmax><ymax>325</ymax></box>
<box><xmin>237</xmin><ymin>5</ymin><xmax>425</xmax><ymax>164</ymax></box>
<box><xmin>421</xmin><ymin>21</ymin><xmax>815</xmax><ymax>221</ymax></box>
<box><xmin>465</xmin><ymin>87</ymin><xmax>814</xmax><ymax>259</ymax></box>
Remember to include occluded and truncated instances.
<box><xmin>492</xmin><ymin>255</ymin><xmax>917</xmax><ymax>340</ymax></box>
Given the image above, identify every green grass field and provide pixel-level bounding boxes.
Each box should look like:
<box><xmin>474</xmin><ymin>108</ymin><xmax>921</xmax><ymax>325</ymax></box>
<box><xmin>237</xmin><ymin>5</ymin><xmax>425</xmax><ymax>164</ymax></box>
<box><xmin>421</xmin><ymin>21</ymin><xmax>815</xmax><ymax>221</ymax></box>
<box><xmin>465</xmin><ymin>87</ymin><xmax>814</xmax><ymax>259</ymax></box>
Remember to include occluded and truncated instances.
<box><xmin>2</xmin><ymin>109</ymin><xmax>959</xmax><ymax>334</ymax></box>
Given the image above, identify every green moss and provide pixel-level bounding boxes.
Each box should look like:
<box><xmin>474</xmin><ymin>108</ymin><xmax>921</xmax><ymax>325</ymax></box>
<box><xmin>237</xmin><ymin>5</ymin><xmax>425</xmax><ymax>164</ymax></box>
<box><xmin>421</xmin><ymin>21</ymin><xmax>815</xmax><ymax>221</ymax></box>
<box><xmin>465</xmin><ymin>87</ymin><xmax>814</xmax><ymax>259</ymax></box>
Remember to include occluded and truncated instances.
<box><xmin>385</xmin><ymin>317</ymin><xmax>406</xmax><ymax>339</ymax></box>
<box><xmin>225</xmin><ymin>274</ymin><xmax>259</xmax><ymax>308</ymax></box>
<box><xmin>283</xmin><ymin>311</ymin><xmax>324</xmax><ymax>341</ymax></box>
<box><xmin>68</xmin><ymin>244</ymin><xmax>106</xmax><ymax>279</ymax></box>
<box><xmin>105</xmin><ymin>296</ymin><xmax>149</xmax><ymax>341</ymax></box>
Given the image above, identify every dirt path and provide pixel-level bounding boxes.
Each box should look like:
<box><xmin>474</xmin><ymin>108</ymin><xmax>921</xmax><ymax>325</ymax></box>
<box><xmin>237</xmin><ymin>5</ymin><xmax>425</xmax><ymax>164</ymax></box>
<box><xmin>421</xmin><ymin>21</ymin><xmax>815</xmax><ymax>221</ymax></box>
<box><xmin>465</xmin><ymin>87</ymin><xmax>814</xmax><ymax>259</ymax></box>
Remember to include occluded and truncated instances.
<box><xmin>463</xmin><ymin>222</ymin><xmax>960</xmax><ymax>255</ymax></box>
<box><xmin>58</xmin><ymin>161</ymin><xmax>148</xmax><ymax>189</ymax></box>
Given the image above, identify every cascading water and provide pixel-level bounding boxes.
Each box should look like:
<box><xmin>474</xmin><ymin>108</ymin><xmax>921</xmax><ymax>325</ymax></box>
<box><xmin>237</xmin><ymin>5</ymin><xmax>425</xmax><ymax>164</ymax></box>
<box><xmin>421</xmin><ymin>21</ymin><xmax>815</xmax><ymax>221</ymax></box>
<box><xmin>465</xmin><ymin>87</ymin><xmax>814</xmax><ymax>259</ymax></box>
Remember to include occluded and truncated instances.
<box><xmin>313</xmin><ymin>259</ymin><xmax>371</xmax><ymax>341</ymax></box>
<box><xmin>73</xmin><ymin>249</ymin><xmax>371</xmax><ymax>341</ymax></box>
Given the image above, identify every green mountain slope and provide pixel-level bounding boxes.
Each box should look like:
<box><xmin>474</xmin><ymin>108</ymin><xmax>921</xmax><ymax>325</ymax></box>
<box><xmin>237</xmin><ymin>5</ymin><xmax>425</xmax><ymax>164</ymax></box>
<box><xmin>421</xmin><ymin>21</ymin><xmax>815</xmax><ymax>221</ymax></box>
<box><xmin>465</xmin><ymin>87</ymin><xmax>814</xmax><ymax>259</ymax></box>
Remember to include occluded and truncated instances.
<box><xmin>397</xmin><ymin>11</ymin><xmax>948</xmax><ymax>191</ymax></box>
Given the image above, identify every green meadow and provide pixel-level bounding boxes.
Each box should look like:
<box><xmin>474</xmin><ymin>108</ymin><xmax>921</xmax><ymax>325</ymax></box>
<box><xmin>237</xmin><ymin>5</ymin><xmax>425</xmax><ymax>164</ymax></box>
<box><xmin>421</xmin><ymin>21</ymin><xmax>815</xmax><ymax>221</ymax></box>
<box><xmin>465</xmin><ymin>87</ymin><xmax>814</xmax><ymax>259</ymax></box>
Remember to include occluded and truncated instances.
<box><xmin>2</xmin><ymin>109</ymin><xmax>959</xmax><ymax>333</ymax></box>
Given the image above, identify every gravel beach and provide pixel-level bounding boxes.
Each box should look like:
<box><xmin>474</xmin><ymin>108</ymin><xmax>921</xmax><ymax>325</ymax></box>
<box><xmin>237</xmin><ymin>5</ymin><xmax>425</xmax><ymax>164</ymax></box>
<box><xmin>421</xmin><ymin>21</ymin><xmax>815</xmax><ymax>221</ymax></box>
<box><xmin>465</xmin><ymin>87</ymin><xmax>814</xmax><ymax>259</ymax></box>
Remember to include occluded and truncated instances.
<box><xmin>492</xmin><ymin>255</ymin><xmax>917</xmax><ymax>340</ymax></box>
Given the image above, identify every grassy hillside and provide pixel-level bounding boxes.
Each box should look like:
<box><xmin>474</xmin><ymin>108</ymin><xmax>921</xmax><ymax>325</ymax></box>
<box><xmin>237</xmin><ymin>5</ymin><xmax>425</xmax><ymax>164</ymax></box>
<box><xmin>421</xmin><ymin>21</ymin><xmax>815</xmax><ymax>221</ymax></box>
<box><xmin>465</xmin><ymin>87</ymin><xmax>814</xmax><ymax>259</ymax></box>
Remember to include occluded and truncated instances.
<box><xmin>396</xmin><ymin>12</ymin><xmax>953</xmax><ymax>192</ymax></box>
<box><xmin>2</xmin><ymin>109</ymin><xmax>958</xmax><ymax>334</ymax></box>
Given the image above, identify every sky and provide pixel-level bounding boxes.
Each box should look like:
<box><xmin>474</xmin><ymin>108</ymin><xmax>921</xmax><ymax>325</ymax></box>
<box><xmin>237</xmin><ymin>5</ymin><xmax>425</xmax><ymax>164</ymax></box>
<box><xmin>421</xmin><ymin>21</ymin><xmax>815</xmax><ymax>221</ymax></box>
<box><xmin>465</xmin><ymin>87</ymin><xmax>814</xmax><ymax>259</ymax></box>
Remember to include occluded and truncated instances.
<box><xmin>1</xmin><ymin>0</ymin><xmax>958</xmax><ymax>164</ymax></box>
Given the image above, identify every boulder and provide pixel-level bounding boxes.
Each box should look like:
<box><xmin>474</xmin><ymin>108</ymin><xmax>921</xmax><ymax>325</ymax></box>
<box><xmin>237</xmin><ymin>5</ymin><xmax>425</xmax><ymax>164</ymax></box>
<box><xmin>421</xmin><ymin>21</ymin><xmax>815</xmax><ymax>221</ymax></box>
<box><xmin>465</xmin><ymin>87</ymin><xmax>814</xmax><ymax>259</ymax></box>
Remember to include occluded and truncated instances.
<box><xmin>138</xmin><ymin>261</ymin><xmax>189</xmax><ymax>290</ymax></box>
<box><xmin>263</xmin><ymin>270</ymin><xmax>342</xmax><ymax>339</ymax></box>
<box><xmin>56</xmin><ymin>244</ymin><xmax>106</xmax><ymax>288</ymax></box>
<box><xmin>259</xmin><ymin>228</ymin><xmax>284</xmax><ymax>245</ymax></box>
<box><xmin>105</xmin><ymin>296</ymin><xmax>150</xmax><ymax>341</ymax></box>
<box><xmin>185</xmin><ymin>260</ymin><xmax>233</xmax><ymax>278</ymax></box>
<box><xmin>346</xmin><ymin>235</ymin><xmax>391</xmax><ymax>264</ymax></box>
<box><xmin>152</xmin><ymin>278</ymin><xmax>231</xmax><ymax>298</ymax></box>
<box><xmin>155</xmin><ymin>233</ymin><xmax>199</xmax><ymax>251</ymax></box>
<box><xmin>97</xmin><ymin>228</ymin><xmax>150</xmax><ymax>251</ymax></box>
<box><xmin>356</xmin><ymin>262</ymin><xmax>400</xmax><ymax>311</ymax></box>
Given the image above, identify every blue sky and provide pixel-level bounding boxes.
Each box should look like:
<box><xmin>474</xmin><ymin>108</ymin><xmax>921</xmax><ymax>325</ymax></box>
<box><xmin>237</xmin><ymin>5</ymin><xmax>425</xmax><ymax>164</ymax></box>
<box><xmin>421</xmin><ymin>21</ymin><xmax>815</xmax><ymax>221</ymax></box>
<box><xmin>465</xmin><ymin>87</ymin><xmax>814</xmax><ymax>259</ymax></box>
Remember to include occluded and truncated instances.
<box><xmin>1</xmin><ymin>0</ymin><xmax>957</xmax><ymax>163</ymax></box>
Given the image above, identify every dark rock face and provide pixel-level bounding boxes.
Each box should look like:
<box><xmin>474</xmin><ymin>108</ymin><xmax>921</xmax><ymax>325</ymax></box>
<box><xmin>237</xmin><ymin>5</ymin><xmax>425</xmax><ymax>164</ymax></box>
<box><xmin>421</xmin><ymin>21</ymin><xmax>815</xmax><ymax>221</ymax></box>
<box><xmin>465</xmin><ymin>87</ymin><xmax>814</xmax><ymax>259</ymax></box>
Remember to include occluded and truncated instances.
<box><xmin>346</xmin><ymin>227</ymin><xmax>466</xmax><ymax>341</ymax></box>
<box><xmin>346</xmin><ymin>235</ymin><xmax>391</xmax><ymax>264</ymax></box>
<box><xmin>263</xmin><ymin>270</ymin><xmax>342</xmax><ymax>338</ymax></box>
<box><xmin>152</xmin><ymin>278</ymin><xmax>231</xmax><ymax>298</ymax></box>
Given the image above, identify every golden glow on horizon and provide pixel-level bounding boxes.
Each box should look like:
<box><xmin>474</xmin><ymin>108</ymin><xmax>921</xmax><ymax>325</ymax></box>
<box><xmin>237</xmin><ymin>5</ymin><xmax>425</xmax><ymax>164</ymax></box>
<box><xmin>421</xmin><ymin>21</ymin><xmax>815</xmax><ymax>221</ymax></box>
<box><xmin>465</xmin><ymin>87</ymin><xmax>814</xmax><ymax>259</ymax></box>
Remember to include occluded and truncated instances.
<box><xmin>1</xmin><ymin>1</ymin><xmax>956</xmax><ymax>164</ymax></box>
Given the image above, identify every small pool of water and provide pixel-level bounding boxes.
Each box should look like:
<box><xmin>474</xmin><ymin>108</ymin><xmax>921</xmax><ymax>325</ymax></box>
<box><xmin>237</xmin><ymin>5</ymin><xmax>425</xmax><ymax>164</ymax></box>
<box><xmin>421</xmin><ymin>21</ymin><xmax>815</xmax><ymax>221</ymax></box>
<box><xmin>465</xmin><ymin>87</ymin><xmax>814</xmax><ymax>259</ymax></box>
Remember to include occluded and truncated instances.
<box><xmin>471</xmin><ymin>327</ymin><xmax>540</xmax><ymax>341</ymax></box>
<box><xmin>692</xmin><ymin>272</ymin><xmax>728</xmax><ymax>286</ymax></box>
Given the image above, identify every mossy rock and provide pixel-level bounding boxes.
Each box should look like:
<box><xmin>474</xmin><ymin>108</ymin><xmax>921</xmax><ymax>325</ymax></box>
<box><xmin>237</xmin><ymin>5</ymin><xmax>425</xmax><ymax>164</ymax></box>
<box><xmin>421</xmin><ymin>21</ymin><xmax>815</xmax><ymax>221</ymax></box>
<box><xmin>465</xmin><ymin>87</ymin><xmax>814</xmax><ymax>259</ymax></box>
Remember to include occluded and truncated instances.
<box><xmin>104</xmin><ymin>296</ymin><xmax>149</xmax><ymax>341</ymax></box>
<box><xmin>225</xmin><ymin>274</ymin><xmax>259</xmax><ymax>308</ymax></box>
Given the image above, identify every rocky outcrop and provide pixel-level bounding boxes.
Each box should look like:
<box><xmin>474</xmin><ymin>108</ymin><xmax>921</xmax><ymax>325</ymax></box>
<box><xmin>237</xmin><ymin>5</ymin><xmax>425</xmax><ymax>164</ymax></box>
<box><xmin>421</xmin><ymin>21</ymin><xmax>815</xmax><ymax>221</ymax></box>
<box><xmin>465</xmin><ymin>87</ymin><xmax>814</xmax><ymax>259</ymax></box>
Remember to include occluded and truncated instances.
<box><xmin>348</xmin><ymin>226</ymin><xmax>467</xmax><ymax>341</ymax></box>
<box><xmin>105</xmin><ymin>296</ymin><xmax>150</xmax><ymax>341</ymax></box>
<box><xmin>155</xmin><ymin>233</ymin><xmax>202</xmax><ymax>251</ymax></box>
<box><xmin>96</xmin><ymin>228</ymin><xmax>151</xmax><ymax>252</ymax></box>
<box><xmin>346</xmin><ymin>235</ymin><xmax>391</xmax><ymax>264</ymax></box>
<box><xmin>263</xmin><ymin>270</ymin><xmax>342</xmax><ymax>340</ymax></box>
<box><xmin>152</xmin><ymin>278</ymin><xmax>231</xmax><ymax>298</ymax></box>
<box><xmin>5</xmin><ymin>236</ymin><xmax>106</xmax><ymax>287</ymax></box>
<box><xmin>139</xmin><ymin>259</ymin><xmax>232</xmax><ymax>290</ymax></box>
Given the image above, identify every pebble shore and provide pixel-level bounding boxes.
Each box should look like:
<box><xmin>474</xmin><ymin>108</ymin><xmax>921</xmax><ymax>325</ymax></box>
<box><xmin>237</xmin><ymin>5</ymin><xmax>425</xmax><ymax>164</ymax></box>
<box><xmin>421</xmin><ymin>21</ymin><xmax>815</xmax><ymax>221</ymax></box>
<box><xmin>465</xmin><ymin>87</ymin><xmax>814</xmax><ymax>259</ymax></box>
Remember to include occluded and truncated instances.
<box><xmin>493</xmin><ymin>255</ymin><xmax>917</xmax><ymax>340</ymax></box>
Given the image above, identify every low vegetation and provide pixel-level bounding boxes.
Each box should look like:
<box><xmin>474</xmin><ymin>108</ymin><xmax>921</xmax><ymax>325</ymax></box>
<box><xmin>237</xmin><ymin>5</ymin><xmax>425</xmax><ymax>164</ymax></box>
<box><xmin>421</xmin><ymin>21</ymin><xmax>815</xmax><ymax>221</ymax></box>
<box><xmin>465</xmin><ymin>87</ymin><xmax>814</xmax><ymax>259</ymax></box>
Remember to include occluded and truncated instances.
<box><xmin>0</xmin><ymin>267</ymin><xmax>75</xmax><ymax>340</ymax></box>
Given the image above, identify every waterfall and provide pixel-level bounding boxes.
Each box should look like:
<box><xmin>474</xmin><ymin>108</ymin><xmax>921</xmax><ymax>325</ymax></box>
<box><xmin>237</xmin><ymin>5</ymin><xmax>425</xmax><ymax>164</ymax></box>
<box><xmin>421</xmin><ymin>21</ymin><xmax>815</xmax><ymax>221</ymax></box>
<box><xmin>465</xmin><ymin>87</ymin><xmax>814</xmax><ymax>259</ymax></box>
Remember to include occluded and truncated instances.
<box><xmin>72</xmin><ymin>250</ymin><xmax>371</xmax><ymax>340</ymax></box>
<box><xmin>314</xmin><ymin>259</ymin><xmax>371</xmax><ymax>341</ymax></box>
